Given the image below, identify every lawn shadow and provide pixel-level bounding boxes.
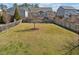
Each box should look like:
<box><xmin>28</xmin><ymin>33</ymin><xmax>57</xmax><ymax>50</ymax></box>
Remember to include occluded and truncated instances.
<box><xmin>15</xmin><ymin>28</ymin><xmax>39</xmax><ymax>32</ymax></box>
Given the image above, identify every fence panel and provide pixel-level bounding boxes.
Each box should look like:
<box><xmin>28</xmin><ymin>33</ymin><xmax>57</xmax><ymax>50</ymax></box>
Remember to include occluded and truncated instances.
<box><xmin>0</xmin><ymin>19</ymin><xmax>22</xmax><ymax>32</ymax></box>
<box><xmin>53</xmin><ymin>19</ymin><xmax>79</xmax><ymax>33</ymax></box>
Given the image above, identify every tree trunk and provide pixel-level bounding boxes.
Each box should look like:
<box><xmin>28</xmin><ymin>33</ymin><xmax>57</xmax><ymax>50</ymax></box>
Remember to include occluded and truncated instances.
<box><xmin>34</xmin><ymin>22</ymin><xmax>35</xmax><ymax>29</ymax></box>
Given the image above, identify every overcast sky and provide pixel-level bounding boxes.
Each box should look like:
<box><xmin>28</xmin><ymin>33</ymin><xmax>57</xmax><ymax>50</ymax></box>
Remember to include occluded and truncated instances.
<box><xmin>1</xmin><ymin>3</ymin><xmax>79</xmax><ymax>11</ymax></box>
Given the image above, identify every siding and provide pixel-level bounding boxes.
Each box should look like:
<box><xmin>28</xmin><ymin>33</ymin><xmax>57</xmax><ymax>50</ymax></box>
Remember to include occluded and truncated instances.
<box><xmin>57</xmin><ymin>7</ymin><xmax>65</xmax><ymax>17</ymax></box>
<box><xmin>7</xmin><ymin>7</ymin><xmax>28</xmax><ymax>18</ymax></box>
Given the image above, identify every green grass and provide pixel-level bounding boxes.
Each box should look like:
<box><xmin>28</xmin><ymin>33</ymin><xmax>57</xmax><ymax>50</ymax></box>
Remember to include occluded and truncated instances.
<box><xmin>0</xmin><ymin>23</ymin><xmax>78</xmax><ymax>55</ymax></box>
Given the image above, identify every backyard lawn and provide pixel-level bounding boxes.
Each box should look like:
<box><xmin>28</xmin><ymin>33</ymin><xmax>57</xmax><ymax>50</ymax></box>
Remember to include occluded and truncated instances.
<box><xmin>0</xmin><ymin>23</ymin><xmax>78</xmax><ymax>55</ymax></box>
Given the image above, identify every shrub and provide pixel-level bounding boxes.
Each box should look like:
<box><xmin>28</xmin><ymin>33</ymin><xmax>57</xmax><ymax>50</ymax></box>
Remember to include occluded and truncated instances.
<box><xmin>0</xmin><ymin>15</ymin><xmax>5</xmax><ymax>24</ymax></box>
<box><xmin>10</xmin><ymin>16</ymin><xmax>15</xmax><ymax>22</ymax></box>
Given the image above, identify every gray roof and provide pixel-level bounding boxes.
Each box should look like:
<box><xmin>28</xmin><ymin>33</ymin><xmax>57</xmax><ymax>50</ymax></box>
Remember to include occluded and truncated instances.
<box><xmin>7</xmin><ymin>7</ymin><xmax>28</xmax><ymax>15</ymax></box>
<box><xmin>29</xmin><ymin>7</ymin><xmax>52</xmax><ymax>12</ymax></box>
<box><xmin>7</xmin><ymin>7</ymin><xmax>28</xmax><ymax>11</ymax></box>
<box><xmin>61</xmin><ymin>6</ymin><xmax>75</xmax><ymax>10</ymax></box>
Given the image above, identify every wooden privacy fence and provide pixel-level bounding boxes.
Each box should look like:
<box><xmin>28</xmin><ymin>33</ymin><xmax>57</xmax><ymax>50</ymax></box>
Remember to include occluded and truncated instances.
<box><xmin>53</xmin><ymin>19</ymin><xmax>79</xmax><ymax>33</ymax></box>
<box><xmin>0</xmin><ymin>19</ymin><xmax>22</xmax><ymax>32</ymax></box>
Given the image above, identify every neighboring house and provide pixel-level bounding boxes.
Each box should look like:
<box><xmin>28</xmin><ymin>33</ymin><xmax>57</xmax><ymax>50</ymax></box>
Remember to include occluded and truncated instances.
<box><xmin>0</xmin><ymin>9</ymin><xmax>2</xmax><ymax>16</ymax></box>
<box><xmin>28</xmin><ymin>7</ymin><xmax>54</xmax><ymax>20</ymax></box>
<box><xmin>0</xmin><ymin>4</ymin><xmax>7</xmax><ymax>10</ymax></box>
<box><xmin>56</xmin><ymin>6</ymin><xmax>79</xmax><ymax>18</ymax></box>
<box><xmin>7</xmin><ymin>7</ymin><xmax>28</xmax><ymax>18</ymax></box>
<box><xmin>66</xmin><ymin>14</ymin><xmax>79</xmax><ymax>24</ymax></box>
<box><xmin>7</xmin><ymin>6</ymin><xmax>55</xmax><ymax>22</ymax></box>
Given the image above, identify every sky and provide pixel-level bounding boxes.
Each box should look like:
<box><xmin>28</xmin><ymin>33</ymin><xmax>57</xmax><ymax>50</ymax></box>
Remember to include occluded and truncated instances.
<box><xmin>39</xmin><ymin>3</ymin><xmax>79</xmax><ymax>11</ymax></box>
<box><xmin>1</xmin><ymin>3</ymin><xmax>79</xmax><ymax>11</ymax></box>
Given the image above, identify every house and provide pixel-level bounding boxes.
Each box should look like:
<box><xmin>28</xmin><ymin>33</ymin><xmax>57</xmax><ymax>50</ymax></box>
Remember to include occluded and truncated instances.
<box><xmin>28</xmin><ymin>7</ymin><xmax>54</xmax><ymax>20</ymax></box>
<box><xmin>7</xmin><ymin>7</ymin><xmax>28</xmax><ymax>18</ymax></box>
<box><xmin>7</xmin><ymin>6</ymin><xmax>55</xmax><ymax>23</ymax></box>
<box><xmin>0</xmin><ymin>4</ymin><xmax>8</xmax><ymax>16</ymax></box>
<box><xmin>0</xmin><ymin>9</ymin><xmax>2</xmax><ymax>16</ymax></box>
<box><xmin>56</xmin><ymin>6</ymin><xmax>79</xmax><ymax>19</ymax></box>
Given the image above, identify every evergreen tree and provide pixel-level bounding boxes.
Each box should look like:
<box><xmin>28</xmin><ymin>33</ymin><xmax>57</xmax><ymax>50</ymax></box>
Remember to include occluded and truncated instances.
<box><xmin>13</xmin><ymin>3</ymin><xmax>21</xmax><ymax>21</ymax></box>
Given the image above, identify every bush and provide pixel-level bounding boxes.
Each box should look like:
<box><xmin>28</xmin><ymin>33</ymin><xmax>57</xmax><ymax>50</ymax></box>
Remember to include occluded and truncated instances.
<box><xmin>42</xmin><ymin>17</ymin><xmax>49</xmax><ymax>23</ymax></box>
<box><xmin>10</xmin><ymin>16</ymin><xmax>14</xmax><ymax>22</ymax></box>
<box><xmin>0</xmin><ymin>16</ymin><xmax>5</xmax><ymax>24</ymax></box>
<box><xmin>56</xmin><ymin>16</ymin><xmax>64</xmax><ymax>19</ymax></box>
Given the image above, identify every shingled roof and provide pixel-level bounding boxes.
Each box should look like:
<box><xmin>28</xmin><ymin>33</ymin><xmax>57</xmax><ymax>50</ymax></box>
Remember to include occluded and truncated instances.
<box><xmin>29</xmin><ymin>7</ymin><xmax>52</xmax><ymax>12</ymax></box>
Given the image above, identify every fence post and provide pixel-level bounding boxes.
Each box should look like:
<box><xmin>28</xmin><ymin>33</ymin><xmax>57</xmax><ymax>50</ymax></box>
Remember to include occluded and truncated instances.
<box><xmin>20</xmin><ymin>19</ymin><xmax>22</xmax><ymax>24</ymax></box>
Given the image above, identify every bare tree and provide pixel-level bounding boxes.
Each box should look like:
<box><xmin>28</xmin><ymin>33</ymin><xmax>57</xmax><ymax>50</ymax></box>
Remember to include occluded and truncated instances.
<box><xmin>32</xmin><ymin>20</ymin><xmax>36</xmax><ymax>29</ymax></box>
